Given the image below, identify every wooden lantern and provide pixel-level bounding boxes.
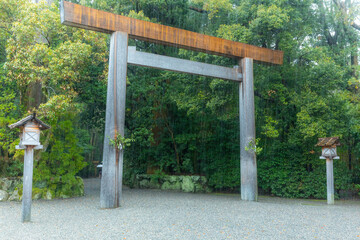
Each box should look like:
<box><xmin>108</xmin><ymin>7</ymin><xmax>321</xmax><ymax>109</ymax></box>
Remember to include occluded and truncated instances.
<box><xmin>8</xmin><ymin>113</ymin><xmax>50</xmax><ymax>222</ymax></box>
<box><xmin>315</xmin><ymin>137</ymin><xmax>340</xmax><ymax>205</ymax></box>
<box><xmin>316</xmin><ymin>137</ymin><xmax>340</xmax><ymax>160</ymax></box>
<box><xmin>9</xmin><ymin>113</ymin><xmax>50</xmax><ymax>148</ymax></box>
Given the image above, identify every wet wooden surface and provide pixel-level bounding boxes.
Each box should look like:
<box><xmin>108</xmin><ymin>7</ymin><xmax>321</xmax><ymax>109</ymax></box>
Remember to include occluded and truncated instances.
<box><xmin>60</xmin><ymin>1</ymin><xmax>283</xmax><ymax>65</ymax></box>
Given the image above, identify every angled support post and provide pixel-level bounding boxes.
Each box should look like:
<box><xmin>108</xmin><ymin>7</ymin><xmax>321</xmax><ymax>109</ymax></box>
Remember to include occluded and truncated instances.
<box><xmin>100</xmin><ymin>31</ymin><xmax>128</xmax><ymax>208</ymax></box>
<box><xmin>239</xmin><ymin>58</ymin><xmax>258</xmax><ymax>201</ymax></box>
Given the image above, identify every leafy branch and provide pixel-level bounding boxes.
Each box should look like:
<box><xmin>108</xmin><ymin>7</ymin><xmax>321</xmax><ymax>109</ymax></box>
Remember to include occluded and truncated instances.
<box><xmin>108</xmin><ymin>133</ymin><xmax>134</xmax><ymax>150</ymax></box>
<box><xmin>245</xmin><ymin>138</ymin><xmax>263</xmax><ymax>154</ymax></box>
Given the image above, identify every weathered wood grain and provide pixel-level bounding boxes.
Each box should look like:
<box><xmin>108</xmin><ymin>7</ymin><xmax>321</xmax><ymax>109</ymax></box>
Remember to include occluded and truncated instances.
<box><xmin>326</xmin><ymin>158</ymin><xmax>334</xmax><ymax>204</ymax></box>
<box><xmin>100</xmin><ymin>31</ymin><xmax>128</xmax><ymax>209</ymax></box>
<box><xmin>22</xmin><ymin>146</ymin><xmax>34</xmax><ymax>222</ymax></box>
<box><xmin>60</xmin><ymin>1</ymin><xmax>283</xmax><ymax>65</ymax></box>
<box><xmin>239</xmin><ymin>58</ymin><xmax>258</xmax><ymax>201</ymax></box>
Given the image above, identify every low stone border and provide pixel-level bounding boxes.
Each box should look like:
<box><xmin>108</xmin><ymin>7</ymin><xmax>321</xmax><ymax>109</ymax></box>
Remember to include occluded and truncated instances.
<box><xmin>133</xmin><ymin>174</ymin><xmax>211</xmax><ymax>193</ymax></box>
<box><xmin>0</xmin><ymin>177</ymin><xmax>85</xmax><ymax>201</ymax></box>
<box><xmin>0</xmin><ymin>177</ymin><xmax>22</xmax><ymax>201</ymax></box>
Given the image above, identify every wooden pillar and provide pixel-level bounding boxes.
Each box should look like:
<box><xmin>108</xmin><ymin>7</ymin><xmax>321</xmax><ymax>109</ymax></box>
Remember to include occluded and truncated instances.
<box><xmin>239</xmin><ymin>58</ymin><xmax>258</xmax><ymax>201</ymax></box>
<box><xmin>100</xmin><ymin>31</ymin><xmax>128</xmax><ymax>208</ymax></box>
<box><xmin>326</xmin><ymin>158</ymin><xmax>334</xmax><ymax>204</ymax></box>
<box><xmin>22</xmin><ymin>146</ymin><xmax>34</xmax><ymax>222</ymax></box>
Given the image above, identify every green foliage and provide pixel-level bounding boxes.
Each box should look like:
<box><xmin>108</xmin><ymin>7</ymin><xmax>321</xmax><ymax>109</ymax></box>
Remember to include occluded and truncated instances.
<box><xmin>1</xmin><ymin>0</ymin><xmax>106</xmax><ymax>190</ymax></box>
<box><xmin>109</xmin><ymin>133</ymin><xmax>134</xmax><ymax>150</ymax></box>
<box><xmin>192</xmin><ymin>0</ymin><xmax>232</xmax><ymax>20</ymax></box>
<box><xmin>34</xmin><ymin>95</ymin><xmax>87</xmax><ymax>197</ymax></box>
<box><xmin>5</xmin><ymin>159</ymin><xmax>23</xmax><ymax>177</ymax></box>
<box><xmin>262</xmin><ymin>116</ymin><xmax>279</xmax><ymax>138</ymax></box>
<box><xmin>0</xmin><ymin>64</ymin><xmax>21</xmax><ymax>176</ymax></box>
<box><xmin>149</xmin><ymin>170</ymin><xmax>167</xmax><ymax>183</ymax></box>
<box><xmin>245</xmin><ymin>138</ymin><xmax>263</xmax><ymax>154</ymax></box>
<box><xmin>1</xmin><ymin>0</ymin><xmax>360</xmax><ymax>200</ymax></box>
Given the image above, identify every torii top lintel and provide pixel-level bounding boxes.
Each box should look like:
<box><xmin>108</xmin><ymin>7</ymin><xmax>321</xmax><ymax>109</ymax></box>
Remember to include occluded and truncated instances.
<box><xmin>60</xmin><ymin>1</ymin><xmax>283</xmax><ymax>65</ymax></box>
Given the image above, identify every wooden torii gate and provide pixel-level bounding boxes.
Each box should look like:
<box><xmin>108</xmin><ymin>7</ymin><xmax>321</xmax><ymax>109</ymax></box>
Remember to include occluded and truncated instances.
<box><xmin>60</xmin><ymin>1</ymin><xmax>283</xmax><ymax>208</ymax></box>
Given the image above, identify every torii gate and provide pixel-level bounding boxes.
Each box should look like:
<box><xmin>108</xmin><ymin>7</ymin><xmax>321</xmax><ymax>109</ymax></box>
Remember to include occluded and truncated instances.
<box><xmin>60</xmin><ymin>1</ymin><xmax>283</xmax><ymax>208</ymax></box>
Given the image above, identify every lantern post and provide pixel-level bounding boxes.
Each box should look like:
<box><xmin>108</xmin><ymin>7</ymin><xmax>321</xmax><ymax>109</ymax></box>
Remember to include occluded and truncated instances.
<box><xmin>316</xmin><ymin>137</ymin><xmax>340</xmax><ymax>205</ymax></box>
<box><xmin>9</xmin><ymin>113</ymin><xmax>50</xmax><ymax>222</ymax></box>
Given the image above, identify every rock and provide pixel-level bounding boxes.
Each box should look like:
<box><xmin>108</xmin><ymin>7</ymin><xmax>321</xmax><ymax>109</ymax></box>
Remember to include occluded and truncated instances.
<box><xmin>191</xmin><ymin>176</ymin><xmax>200</xmax><ymax>182</ymax></box>
<box><xmin>45</xmin><ymin>190</ymin><xmax>53</xmax><ymax>200</ymax></box>
<box><xmin>161</xmin><ymin>181</ymin><xmax>181</xmax><ymax>191</ymax></box>
<box><xmin>9</xmin><ymin>189</ymin><xmax>20</xmax><ymax>201</ymax></box>
<box><xmin>139</xmin><ymin>179</ymin><xmax>150</xmax><ymax>188</ymax></box>
<box><xmin>194</xmin><ymin>183</ymin><xmax>204</xmax><ymax>192</ymax></box>
<box><xmin>33</xmin><ymin>192</ymin><xmax>42</xmax><ymax>200</ymax></box>
<box><xmin>34</xmin><ymin>180</ymin><xmax>47</xmax><ymax>189</ymax></box>
<box><xmin>32</xmin><ymin>188</ymin><xmax>42</xmax><ymax>200</ymax></box>
<box><xmin>161</xmin><ymin>181</ymin><xmax>171</xmax><ymax>190</ymax></box>
<box><xmin>198</xmin><ymin>176</ymin><xmax>206</xmax><ymax>184</ymax></box>
<box><xmin>167</xmin><ymin>175</ymin><xmax>178</xmax><ymax>183</ymax></box>
<box><xmin>0</xmin><ymin>190</ymin><xmax>9</xmax><ymax>201</ymax></box>
<box><xmin>149</xmin><ymin>179</ymin><xmax>160</xmax><ymax>189</ymax></box>
<box><xmin>137</xmin><ymin>174</ymin><xmax>150</xmax><ymax>181</ymax></box>
<box><xmin>59</xmin><ymin>192</ymin><xmax>70</xmax><ymax>199</ymax></box>
<box><xmin>0</xmin><ymin>178</ymin><xmax>11</xmax><ymax>191</ymax></box>
<box><xmin>0</xmin><ymin>179</ymin><xmax>5</xmax><ymax>190</ymax></box>
<box><xmin>9</xmin><ymin>179</ymin><xmax>22</xmax><ymax>192</ymax></box>
<box><xmin>182</xmin><ymin>176</ymin><xmax>195</xmax><ymax>193</ymax></box>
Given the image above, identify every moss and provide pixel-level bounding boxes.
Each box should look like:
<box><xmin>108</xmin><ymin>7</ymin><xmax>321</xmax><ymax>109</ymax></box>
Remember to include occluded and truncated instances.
<box><xmin>32</xmin><ymin>187</ymin><xmax>45</xmax><ymax>200</ymax></box>
<box><xmin>149</xmin><ymin>178</ymin><xmax>161</xmax><ymax>189</ymax></box>
<box><xmin>161</xmin><ymin>181</ymin><xmax>181</xmax><ymax>191</ymax></box>
<box><xmin>45</xmin><ymin>189</ymin><xmax>54</xmax><ymax>200</ymax></box>
<box><xmin>181</xmin><ymin>176</ymin><xmax>195</xmax><ymax>193</ymax></box>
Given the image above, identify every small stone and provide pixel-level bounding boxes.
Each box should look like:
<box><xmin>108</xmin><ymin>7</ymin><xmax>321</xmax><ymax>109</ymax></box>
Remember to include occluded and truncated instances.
<box><xmin>149</xmin><ymin>179</ymin><xmax>160</xmax><ymax>189</ymax></box>
<box><xmin>0</xmin><ymin>178</ymin><xmax>11</xmax><ymax>191</ymax></box>
<box><xmin>140</xmin><ymin>174</ymin><xmax>151</xmax><ymax>180</ymax></box>
<box><xmin>0</xmin><ymin>179</ymin><xmax>5</xmax><ymax>190</ymax></box>
<box><xmin>9</xmin><ymin>189</ymin><xmax>20</xmax><ymax>201</ymax></box>
<box><xmin>33</xmin><ymin>192</ymin><xmax>42</xmax><ymax>200</ymax></box>
<box><xmin>45</xmin><ymin>190</ymin><xmax>53</xmax><ymax>200</ymax></box>
<box><xmin>191</xmin><ymin>176</ymin><xmax>200</xmax><ymax>182</ymax></box>
<box><xmin>10</xmin><ymin>179</ymin><xmax>22</xmax><ymax>192</ymax></box>
<box><xmin>182</xmin><ymin>176</ymin><xmax>195</xmax><ymax>193</ymax></box>
<box><xmin>34</xmin><ymin>180</ymin><xmax>47</xmax><ymax>189</ymax></box>
<box><xmin>139</xmin><ymin>179</ymin><xmax>150</xmax><ymax>188</ymax></box>
<box><xmin>168</xmin><ymin>176</ymin><xmax>178</xmax><ymax>183</ymax></box>
<box><xmin>0</xmin><ymin>190</ymin><xmax>9</xmax><ymax>201</ymax></box>
<box><xmin>199</xmin><ymin>176</ymin><xmax>207</xmax><ymax>184</ymax></box>
<box><xmin>59</xmin><ymin>192</ymin><xmax>70</xmax><ymax>199</ymax></box>
<box><xmin>194</xmin><ymin>183</ymin><xmax>204</xmax><ymax>193</ymax></box>
<box><xmin>161</xmin><ymin>181</ymin><xmax>181</xmax><ymax>191</ymax></box>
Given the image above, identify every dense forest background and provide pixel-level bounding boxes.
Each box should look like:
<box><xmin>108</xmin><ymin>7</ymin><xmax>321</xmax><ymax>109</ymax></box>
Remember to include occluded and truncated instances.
<box><xmin>0</xmin><ymin>0</ymin><xmax>359</xmax><ymax>199</ymax></box>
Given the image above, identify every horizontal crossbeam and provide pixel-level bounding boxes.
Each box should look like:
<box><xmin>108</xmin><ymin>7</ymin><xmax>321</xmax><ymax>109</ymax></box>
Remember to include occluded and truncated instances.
<box><xmin>127</xmin><ymin>47</ymin><xmax>242</xmax><ymax>81</ymax></box>
<box><xmin>60</xmin><ymin>1</ymin><xmax>283</xmax><ymax>65</ymax></box>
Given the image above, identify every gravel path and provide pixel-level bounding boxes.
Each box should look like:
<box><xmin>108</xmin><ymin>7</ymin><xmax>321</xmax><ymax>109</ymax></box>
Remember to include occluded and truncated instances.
<box><xmin>1</xmin><ymin>178</ymin><xmax>360</xmax><ymax>240</ymax></box>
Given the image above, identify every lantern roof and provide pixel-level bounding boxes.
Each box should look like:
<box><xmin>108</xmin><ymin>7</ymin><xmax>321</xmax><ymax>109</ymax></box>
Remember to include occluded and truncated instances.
<box><xmin>315</xmin><ymin>137</ymin><xmax>340</xmax><ymax>147</ymax></box>
<box><xmin>8</xmin><ymin>113</ymin><xmax>50</xmax><ymax>130</ymax></box>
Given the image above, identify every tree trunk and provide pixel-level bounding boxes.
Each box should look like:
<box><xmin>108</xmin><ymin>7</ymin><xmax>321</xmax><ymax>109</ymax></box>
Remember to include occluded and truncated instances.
<box><xmin>348</xmin><ymin>145</ymin><xmax>352</xmax><ymax>170</ymax></box>
<box><xmin>27</xmin><ymin>81</ymin><xmax>42</xmax><ymax>111</ymax></box>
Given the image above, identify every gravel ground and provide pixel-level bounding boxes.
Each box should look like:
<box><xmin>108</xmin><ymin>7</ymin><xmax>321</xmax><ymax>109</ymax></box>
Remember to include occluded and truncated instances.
<box><xmin>1</xmin><ymin>178</ymin><xmax>360</xmax><ymax>240</ymax></box>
